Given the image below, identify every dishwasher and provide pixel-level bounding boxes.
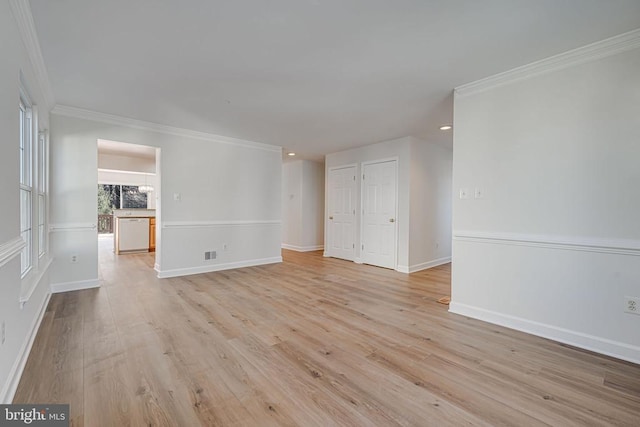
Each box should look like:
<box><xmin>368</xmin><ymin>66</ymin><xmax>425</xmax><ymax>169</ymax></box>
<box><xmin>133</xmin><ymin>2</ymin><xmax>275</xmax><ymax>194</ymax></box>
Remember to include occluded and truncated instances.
<box><xmin>118</xmin><ymin>218</ymin><xmax>150</xmax><ymax>252</ymax></box>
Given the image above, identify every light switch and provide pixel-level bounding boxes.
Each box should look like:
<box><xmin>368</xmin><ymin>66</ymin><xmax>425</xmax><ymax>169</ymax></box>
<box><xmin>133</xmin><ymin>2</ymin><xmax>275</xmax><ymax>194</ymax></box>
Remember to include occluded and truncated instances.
<box><xmin>474</xmin><ymin>188</ymin><xmax>484</xmax><ymax>199</ymax></box>
<box><xmin>173</xmin><ymin>193</ymin><xmax>181</xmax><ymax>201</ymax></box>
<box><xmin>459</xmin><ymin>188</ymin><xmax>469</xmax><ymax>199</ymax></box>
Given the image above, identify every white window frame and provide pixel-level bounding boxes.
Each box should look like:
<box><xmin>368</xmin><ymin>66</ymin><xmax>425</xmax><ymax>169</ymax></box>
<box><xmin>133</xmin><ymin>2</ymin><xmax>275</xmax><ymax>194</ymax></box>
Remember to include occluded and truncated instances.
<box><xmin>37</xmin><ymin>131</ymin><xmax>48</xmax><ymax>258</ymax></box>
<box><xmin>19</xmin><ymin>95</ymin><xmax>33</xmax><ymax>278</ymax></box>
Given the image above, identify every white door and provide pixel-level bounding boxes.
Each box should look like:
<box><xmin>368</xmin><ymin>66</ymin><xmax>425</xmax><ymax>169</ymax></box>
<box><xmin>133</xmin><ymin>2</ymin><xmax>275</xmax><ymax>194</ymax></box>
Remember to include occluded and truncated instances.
<box><xmin>362</xmin><ymin>160</ymin><xmax>397</xmax><ymax>269</ymax></box>
<box><xmin>327</xmin><ymin>166</ymin><xmax>356</xmax><ymax>260</ymax></box>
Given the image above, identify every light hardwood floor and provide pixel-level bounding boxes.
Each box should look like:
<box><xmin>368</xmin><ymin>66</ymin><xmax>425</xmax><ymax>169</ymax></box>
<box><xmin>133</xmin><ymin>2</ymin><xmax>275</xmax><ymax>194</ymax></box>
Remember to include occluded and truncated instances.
<box><xmin>14</xmin><ymin>240</ymin><xmax>640</xmax><ymax>426</ymax></box>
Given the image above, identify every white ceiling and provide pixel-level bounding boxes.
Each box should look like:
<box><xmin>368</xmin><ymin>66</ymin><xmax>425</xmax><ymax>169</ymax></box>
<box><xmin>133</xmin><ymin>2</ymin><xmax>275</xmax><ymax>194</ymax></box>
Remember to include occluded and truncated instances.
<box><xmin>30</xmin><ymin>1</ymin><xmax>640</xmax><ymax>160</ymax></box>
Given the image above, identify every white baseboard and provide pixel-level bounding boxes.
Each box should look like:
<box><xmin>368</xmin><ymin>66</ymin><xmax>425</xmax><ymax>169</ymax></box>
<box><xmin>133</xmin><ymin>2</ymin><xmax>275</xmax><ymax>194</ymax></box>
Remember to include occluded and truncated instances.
<box><xmin>156</xmin><ymin>256</ymin><xmax>283</xmax><ymax>279</ymax></box>
<box><xmin>449</xmin><ymin>301</ymin><xmax>640</xmax><ymax>365</ymax></box>
<box><xmin>1</xmin><ymin>291</ymin><xmax>50</xmax><ymax>404</ymax></box>
<box><xmin>50</xmin><ymin>279</ymin><xmax>100</xmax><ymax>293</ymax></box>
<box><xmin>396</xmin><ymin>256</ymin><xmax>451</xmax><ymax>274</ymax></box>
<box><xmin>281</xmin><ymin>244</ymin><xmax>324</xmax><ymax>252</ymax></box>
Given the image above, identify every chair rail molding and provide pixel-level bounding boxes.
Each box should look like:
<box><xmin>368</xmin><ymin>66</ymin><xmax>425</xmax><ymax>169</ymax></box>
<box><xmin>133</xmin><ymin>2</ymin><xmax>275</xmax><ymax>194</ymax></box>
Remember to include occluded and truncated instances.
<box><xmin>162</xmin><ymin>220</ymin><xmax>281</xmax><ymax>229</ymax></box>
<box><xmin>453</xmin><ymin>230</ymin><xmax>640</xmax><ymax>256</ymax></box>
<box><xmin>0</xmin><ymin>236</ymin><xmax>26</xmax><ymax>269</ymax></box>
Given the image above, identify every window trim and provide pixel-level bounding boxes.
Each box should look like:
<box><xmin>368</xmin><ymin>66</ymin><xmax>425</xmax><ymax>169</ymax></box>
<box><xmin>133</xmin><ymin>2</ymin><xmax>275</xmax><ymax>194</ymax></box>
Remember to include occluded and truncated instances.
<box><xmin>19</xmin><ymin>94</ymin><xmax>33</xmax><ymax>278</ymax></box>
<box><xmin>37</xmin><ymin>131</ymin><xmax>48</xmax><ymax>258</ymax></box>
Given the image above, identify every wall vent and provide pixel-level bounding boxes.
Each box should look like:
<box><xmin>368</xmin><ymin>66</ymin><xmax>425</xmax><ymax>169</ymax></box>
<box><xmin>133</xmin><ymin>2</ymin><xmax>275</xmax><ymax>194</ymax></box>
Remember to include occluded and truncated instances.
<box><xmin>204</xmin><ymin>251</ymin><xmax>217</xmax><ymax>260</ymax></box>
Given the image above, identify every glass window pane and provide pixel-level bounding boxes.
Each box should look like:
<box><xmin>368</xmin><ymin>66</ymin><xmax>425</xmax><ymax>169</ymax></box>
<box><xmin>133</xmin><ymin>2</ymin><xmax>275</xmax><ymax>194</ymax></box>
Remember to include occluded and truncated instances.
<box><xmin>19</xmin><ymin>107</ymin><xmax>25</xmax><ymax>184</ymax></box>
<box><xmin>21</xmin><ymin>229</ymin><xmax>31</xmax><ymax>276</ymax></box>
<box><xmin>20</xmin><ymin>189</ymin><xmax>32</xmax><ymax>274</ymax></box>
<box><xmin>38</xmin><ymin>194</ymin><xmax>45</xmax><ymax>256</ymax></box>
<box><xmin>122</xmin><ymin>186</ymin><xmax>147</xmax><ymax>208</ymax></box>
<box><xmin>38</xmin><ymin>134</ymin><xmax>45</xmax><ymax>191</ymax></box>
<box><xmin>20</xmin><ymin>189</ymin><xmax>31</xmax><ymax>232</ymax></box>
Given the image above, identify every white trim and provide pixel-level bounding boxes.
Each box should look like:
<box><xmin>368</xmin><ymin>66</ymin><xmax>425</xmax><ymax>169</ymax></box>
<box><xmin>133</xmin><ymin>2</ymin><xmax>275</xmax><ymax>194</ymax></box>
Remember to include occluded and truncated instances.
<box><xmin>51</xmin><ymin>105</ymin><xmax>281</xmax><ymax>153</ymax></box>
<box><xmin>50</xmin><ymin>279</ymin><xmax>100</xmax><ymax>293</ymax></box>
<box><xmin>20</xmin><ymin>257</ymin><xmax>52</xmax><ymax>304</ymax></box>
<box><xmin>455</xmin><ymin>28</ymin><xmax>640</xmax><ymax>98</ymax></box>
<box><xmin>0</xmin><ymin>237</ymin><xmax>26</xmax><ymax>269</ymax></box>
<box><xmin>9</xmin><ymin>0</ymin><xmax>55</xmax><ymax>111</ymax></box>
<box><xmin>453</xmin><ymin>230</ymin><xmax>640</xmax><ymax>256</ymax></box>
<box><xmin>162</xmin><ymin>220</ymin><xmax>281</xmax><ymax>229</ymax></box>
<box><xmin>328</xmin><ymin>163</ymin><xmax>359</xmax><ymax>172</ymax></box>
<box><xmin>156</xmin><ymin>256</ymin><xmax>282</xmax><ymax>279</ymax></box>
<box><xmin>49</xmin><ymin>223</ymin><xmax>97</xmax><ymax>232</ymax></box>
<box><xmin>1</xmin><ymin>291</ymin><xmax>50</xmax><ymax>404</ymax></box>
<box><xmin>396</xmin><ymin>256</ymin><xmax>451</xmax><ymax>274</ymax></box>
<box><xmin>281</xmin><ymin>244</ymin><xmax>324</xmax><ymax>252</ymax></box>
<box><xmin>449</xmin><ymin>301</ymin><xmax>640</xmax><ymax>365</ymax></box>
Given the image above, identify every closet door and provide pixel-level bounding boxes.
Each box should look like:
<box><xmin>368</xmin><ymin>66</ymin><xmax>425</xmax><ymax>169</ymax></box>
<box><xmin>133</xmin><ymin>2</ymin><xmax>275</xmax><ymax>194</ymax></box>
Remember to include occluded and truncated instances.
<box><xmin>361</xmin><ymin>160</ymin><xmax>397</xmax><ymax>269</ymax></box>
<box><xmin>327</xmin><ymin>166</ymin><xmax>356</xmax><ymax>260</ymax></box>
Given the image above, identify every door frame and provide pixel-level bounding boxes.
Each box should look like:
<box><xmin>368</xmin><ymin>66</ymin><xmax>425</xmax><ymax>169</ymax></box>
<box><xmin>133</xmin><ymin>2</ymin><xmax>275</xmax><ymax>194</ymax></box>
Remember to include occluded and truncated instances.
<box><xmin>325</xmin><ymin>163</ymin><xmax>358</xmax><ymax>259</ymax></box>
<box><xmin>359</xmin><ymin>157</ymin><xmax>399</xmax><ymax>269</ymax></box>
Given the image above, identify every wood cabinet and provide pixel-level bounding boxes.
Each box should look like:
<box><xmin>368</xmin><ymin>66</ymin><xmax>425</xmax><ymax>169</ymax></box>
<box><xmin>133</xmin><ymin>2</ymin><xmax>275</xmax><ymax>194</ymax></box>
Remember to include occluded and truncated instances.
<box><xmin>149</xmin><ymin>217</ymin><xmax>156</xmax><ymax>252</ymax></box>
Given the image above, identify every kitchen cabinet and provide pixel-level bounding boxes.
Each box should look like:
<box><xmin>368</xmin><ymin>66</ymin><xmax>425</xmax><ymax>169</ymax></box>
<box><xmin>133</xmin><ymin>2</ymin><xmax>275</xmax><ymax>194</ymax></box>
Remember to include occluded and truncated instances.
<box><xmin>149</xmin><ymin>217</ymin><xmax>156</xmax><ymax>252</ymax></box>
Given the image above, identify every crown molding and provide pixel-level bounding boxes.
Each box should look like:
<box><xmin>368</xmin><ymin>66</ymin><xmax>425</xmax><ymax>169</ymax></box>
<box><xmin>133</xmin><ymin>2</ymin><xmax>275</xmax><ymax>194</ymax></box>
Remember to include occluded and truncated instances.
<box><xmin>455</xmin><ymin>28</ymin><xmax>640</xmax><ymax>98</ymax></box>
<box><xmin>51</xmin><ymin>104</ymin><xmax>282</xmax><ymax>153</ymax></box>
<box><xmin>9</xmin><ymin>0</ymin><xmax>55</xmax><ymax>111</ymax></box>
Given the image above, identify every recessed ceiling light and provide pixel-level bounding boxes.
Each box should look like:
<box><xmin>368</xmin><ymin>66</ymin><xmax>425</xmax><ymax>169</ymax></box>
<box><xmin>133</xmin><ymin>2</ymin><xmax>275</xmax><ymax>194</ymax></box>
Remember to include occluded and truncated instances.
<box><xmin>440</xmin><ymin>125</ymin><xmax>452</xmax><ymax>130</ymax></box>
<box><xmin>287</xmin><ymin>152</ymin><xmax>296</xmax><ymax>156</ymax></box>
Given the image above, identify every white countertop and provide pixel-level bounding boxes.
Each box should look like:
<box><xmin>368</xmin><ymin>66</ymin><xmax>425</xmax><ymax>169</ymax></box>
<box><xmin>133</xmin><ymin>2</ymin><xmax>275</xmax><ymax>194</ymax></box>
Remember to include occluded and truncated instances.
<box><xmin>113</xmin><ymin>209</ymin><xmax>156</xmax><ymax>218</ymax></box>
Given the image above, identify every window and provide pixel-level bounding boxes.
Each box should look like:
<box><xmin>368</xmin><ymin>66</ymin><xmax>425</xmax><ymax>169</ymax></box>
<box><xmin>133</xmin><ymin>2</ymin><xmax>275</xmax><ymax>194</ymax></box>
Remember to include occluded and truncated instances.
<box><xmin>98</xmin><ymin>184</ymin><xmax>148</xmax><ymax>210</ymax></box>
<box><xmin>122</xmin><ymin>185</ymin><xmax>148</xmax><ymax>208</ymax></box>
<box><xmin>19</xmin><ymin>98</ymin><xmax>33</xmax><ymax>277</ymax></box>
<box><xmin>37</xmin><ymin>132</ymin><xmax>47</xmax><ymax>257</ymax></box>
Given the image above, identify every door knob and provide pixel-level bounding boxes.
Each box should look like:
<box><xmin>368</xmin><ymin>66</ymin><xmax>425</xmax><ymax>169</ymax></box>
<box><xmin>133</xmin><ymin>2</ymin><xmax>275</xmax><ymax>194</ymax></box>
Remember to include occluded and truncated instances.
<box><xmin>389</xmin><ymin>218</ymin><xmax>395</xmax><ymax>223</ymax></box>
<box><xmin>329</xmin><ymin>216</ymin><xmax>334</xmax><ymax>220</ymax></box>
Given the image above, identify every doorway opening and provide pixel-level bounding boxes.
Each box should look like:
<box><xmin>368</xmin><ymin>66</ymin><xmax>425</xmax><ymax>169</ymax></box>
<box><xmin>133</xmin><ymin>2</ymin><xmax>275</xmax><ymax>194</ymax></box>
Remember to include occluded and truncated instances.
<box><xmin>96</xmin><ymin>139</ymin><xmax>160</xmax><ymax>271</ymax></box>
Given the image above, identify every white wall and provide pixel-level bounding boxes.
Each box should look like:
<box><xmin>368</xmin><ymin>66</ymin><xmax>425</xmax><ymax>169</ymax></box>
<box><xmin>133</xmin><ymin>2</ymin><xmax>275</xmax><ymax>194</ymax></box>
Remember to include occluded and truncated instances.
<box><xmin>98</xmin><ymin>152</ymin><xmax>155</xmax><ymax>174</ymax></box>
<box><xmin>0</xmin><ymin>2</ymin><xmax>52</xmax><ymax>403</ymax></box>
<box><xmin>408</xmin><ymin>137</ymin><xmax>452</xmax><ymax>271</ymax></box>
<box><xmin>451</xmin><ymin>46</ymin><xmax>640</xmax><ymax>363</ymax></box>
<box><xmin>50</xmin><ymin>113</ymin><xmax>283</xmax><ymax>283</ymax></box>
<box><xmin>301</xmin><ymin>160</ymin><xmax>325</xmax><ymax>249</ymax></box>
<box><xmin>282</xmin><ymin>161</ymin><xmax>302</xmax><ymax>249</ymax></box>
<box><xmin>282</xmin><ymin>160</ymin><xmax>325</xmax><ymax>251</ymax></box>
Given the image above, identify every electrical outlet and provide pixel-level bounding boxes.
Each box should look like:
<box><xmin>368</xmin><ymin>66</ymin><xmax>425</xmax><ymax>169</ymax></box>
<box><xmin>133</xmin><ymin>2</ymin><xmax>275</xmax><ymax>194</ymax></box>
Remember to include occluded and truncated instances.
<box><xmin>1</xmin><ymin>321</ymin><xmax>5</xmax><ymax>345</ymax></box>
<box><xmin>223</xmin><ymin>243</ymin><xmax>228</xmax><ymax>251</ymax></box>
<box><xmin>70</xmin><ymin>254</ymin><xmax>78</xmax><ymax>263</ymax></box>
<box><xmin>624</xmin><ymin>296</ymin><xmax>640</xmax><ymax>315</ymax></box>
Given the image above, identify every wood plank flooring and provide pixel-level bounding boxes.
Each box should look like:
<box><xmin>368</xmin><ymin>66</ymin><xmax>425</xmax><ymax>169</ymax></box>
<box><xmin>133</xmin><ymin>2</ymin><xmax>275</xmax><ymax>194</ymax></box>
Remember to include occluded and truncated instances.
<box><xmin>14</xmin><ymin>239</ymin><xmax>640</xmax><ymax>426</ymax></box>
